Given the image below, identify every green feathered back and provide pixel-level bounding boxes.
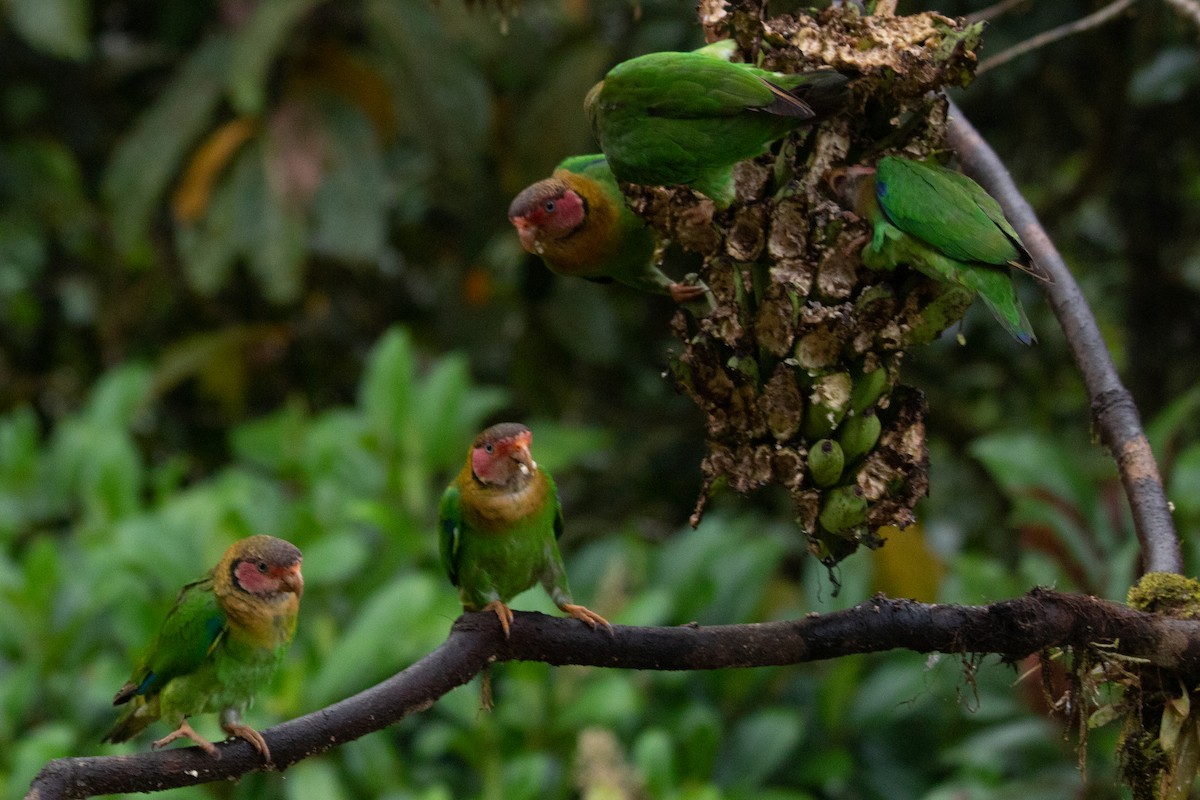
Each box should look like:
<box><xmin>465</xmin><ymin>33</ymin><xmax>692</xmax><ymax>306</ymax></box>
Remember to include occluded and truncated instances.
<box><xmin>875</xmin><ymin>157</ymin><xmax>1024</xmax><ymax>266</ymax></box>
<box><xmin>588</xmin><ymin>50</ymin><xmax>848</xmax><ymax>206</ymax></box>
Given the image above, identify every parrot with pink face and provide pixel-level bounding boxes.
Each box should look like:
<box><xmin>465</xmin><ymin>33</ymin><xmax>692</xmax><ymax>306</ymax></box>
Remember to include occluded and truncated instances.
<box><xmin>103</xmin><ymin>535</ymin><xmax>304</xmax><ymax>762</ymax></box>
<box><xmin>439</xmin><ymin>422</ymin><xmax>611</xmax><ymax>637</ymax></box>
<box><xmin>509</xmin><ymin>154</ymin><xmax>706</xmax><ymax>303</ymax></box>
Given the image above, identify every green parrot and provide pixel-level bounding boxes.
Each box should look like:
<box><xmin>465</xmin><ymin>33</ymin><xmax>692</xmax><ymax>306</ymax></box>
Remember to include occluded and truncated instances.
<box><xmin>103</xmin><ymin>535</ymin><xmax>304</xmax><ymax>761</ymax></box>
<box><xmin>828</xmin><ymin>155</ymin><xmax>1043</xmax><ymax>344</ymax></box>
<box><xmin>439</xmin><ymin>422</ymin><xmax>610</xmax><ymax>637</ymax></box>
<box><xmin>508</xmin><ymin>154</ymin><xmax>706</xmax><ymax>303</ymax></box>
<box><xmin>585</xmin><ymin>49</ymin><xmax>849</xmax><ymax>207</ymax></box>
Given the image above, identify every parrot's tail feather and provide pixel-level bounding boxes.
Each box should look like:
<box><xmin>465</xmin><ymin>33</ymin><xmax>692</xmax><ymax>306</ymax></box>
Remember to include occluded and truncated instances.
<box><xmin>761</xmin><ymin>80</ymin><xmax>817</xmax><ymax>119</ymax></box>
<box><xmin>112</xmin><ymin>682</ymin><xmax>138</xmax><ymax>706</ymax></box>
<box><xmin>981</xmin><ymin>295</ymin><xmax>1036</xmax><ymax>345</ymax></box>
<box><xmin>102</xmin><ymin>698</ymin><xmax>156</xmax><ymax>743</ymax></box>
<box><xmin>758</xmin><ymin>71</ymin><xmax>850</xmax><ymax>120</ymax></box>
<box><xmin>788</xmin><ymin>71</ymin><xmax>851</xmax><ymax>120</ymax></box>
<box><xmin>1009</xmin><ymin>255</ymin><xmax>1052</xmax><ymax>283</ymax></box>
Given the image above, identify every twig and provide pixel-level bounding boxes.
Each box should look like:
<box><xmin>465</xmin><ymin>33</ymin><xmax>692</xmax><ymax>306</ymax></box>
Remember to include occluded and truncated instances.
<box><xmin>966</xmin><ymin>0</ymin><xmax>1031</xmax><ymax>25</ymax></box>
<box><xmin>27</xmin><ymin>591</ymin><xmax>1200</xmax><ymax>799</ymax></box>
<box><xmin>976</xmin><ymin>0</ymin><xmax>1140</xmax><ymax>75</ymax></box>
<box><xmin>1164</xmin><ymin>0</ymin><xmax>1200</xmax><ymax>30</ymax></box>
<box><xmin>945</xmin><ymin>99</ymin><xmax>1183</xmax><ymax>576</ymax></box>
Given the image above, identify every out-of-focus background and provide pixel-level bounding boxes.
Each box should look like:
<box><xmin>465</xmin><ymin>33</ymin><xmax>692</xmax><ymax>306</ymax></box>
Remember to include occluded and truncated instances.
<box><xmin>2</xmin><ymin>0</ymin><xmax>1199</xmax><ymax>797</ymax></box>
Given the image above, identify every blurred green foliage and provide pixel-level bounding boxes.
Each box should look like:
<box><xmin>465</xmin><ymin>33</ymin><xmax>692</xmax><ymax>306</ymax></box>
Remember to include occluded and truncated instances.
<box><xmin>3</xmin><ymin>0</ymin><xmax>1200</xmax><ymax>797</ymax></box>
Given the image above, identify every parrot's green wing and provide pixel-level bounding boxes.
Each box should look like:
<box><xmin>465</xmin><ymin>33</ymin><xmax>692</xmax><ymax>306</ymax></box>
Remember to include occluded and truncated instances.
<box><xmin>603</xmin><ymin>52</ymin><xmax>791</xmax><ymax>118</ymax></box>
<box><xmin>875</xmin><ymin>157</ymin><xmax>1023</xmax><ymax>266</ymax></box>
<box><xmin>558</xmin><ymin>153</ymin><xmax>613</xmax><ymax>181</ymax></box>
<box><xmin>118</xmin><ymin>578</ymin><xmax>226</xmax><ymax>703</ymax></box>
<box><xmin>933</xmin><ymin>166</ymin><xmax>1023</xmax><ymax>246</ymax></box>
<box><xmin>439</xmin><ymin>484</ymin><xmax>463</xmax><ymax>587</ymax></box>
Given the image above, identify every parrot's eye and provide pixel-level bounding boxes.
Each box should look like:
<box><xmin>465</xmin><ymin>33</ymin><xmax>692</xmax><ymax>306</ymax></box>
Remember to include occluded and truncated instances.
<box><xmin>484</xmin><ymin>443</ymin><xmax>494</xmax><ymax>454</ymax></box>
<box><xmin>543</xmin><ymin>200</ymin><xmax>556</xmax><ymax>213</ymax></box>
<box><xmin>257</xmin><ymin>561</ymin><xmax>269</xmax><ymax>574</ymax></box>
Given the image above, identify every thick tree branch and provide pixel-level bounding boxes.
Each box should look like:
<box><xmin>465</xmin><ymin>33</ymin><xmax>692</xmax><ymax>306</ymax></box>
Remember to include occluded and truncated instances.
<box><xmin>946</xmin><ymin>100</ymin><xmax>1183</xmax><ymax>577</ymax></box>
<box><xmin>28</xmin><ymin>590</ymin><xmax>1200</xmax><ymax>799</ymax></box>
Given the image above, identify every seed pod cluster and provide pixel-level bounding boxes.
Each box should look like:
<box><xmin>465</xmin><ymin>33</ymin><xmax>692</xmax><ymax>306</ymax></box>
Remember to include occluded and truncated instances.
<box><xmin>631</xmin><ymin>7</ymin><xmax>984</xmax><ymax>566</ymax></box>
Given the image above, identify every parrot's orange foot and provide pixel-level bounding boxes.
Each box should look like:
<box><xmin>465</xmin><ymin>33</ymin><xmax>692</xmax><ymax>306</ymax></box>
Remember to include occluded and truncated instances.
<box><xmin>668</xmin><ymin>282</ymin><xmax>709</xmax><ymax>304</ymax></box>
<box><xmin>560</xmin><ymin>603</ymin><xmax>614</xmax><ymax>635</ymax></box>
<box><xmin>152</xmin><ymin>719</ymin><xmax>219</xmax><ymax>758</ymax></box>
<box><xmin>223</xmin><ymin>721</ymin><xmax>272</xmax><ymax>763</ymax></box>
<box><xmin>481</xmin><ymin>600</ymin><xmax>514</xmax><ymax>638</ymax></box>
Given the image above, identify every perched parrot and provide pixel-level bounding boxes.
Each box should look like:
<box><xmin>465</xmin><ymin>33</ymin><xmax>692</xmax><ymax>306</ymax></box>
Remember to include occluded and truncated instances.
<box><xmin>439</xmin><ymin>422</ymin><xmax>611</xmax><ymax>637</ymax></box>
<box><xmin>103</xmin><ymin>535</ymin><xmax>304</xmax><ymax>761</ymax></box>
<box><xmin>828</xmin><ymin>155</ymin><xmax>1043</xmax><ymax>344</ymax></box>
<box><xmin>508</xmin><ymin>154</ymin><xmax>706</xmax><ymax>303</ymax></box>
<box><xmin>585</xmin><ymin>50</ymin><xmax>849</xmax><ymax>207</ymax></box>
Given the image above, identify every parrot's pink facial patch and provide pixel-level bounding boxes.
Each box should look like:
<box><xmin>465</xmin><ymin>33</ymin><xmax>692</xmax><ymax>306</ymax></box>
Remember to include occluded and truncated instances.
<box><xmin>471</xmin><ymin>430</ymin><xmax>535</xmax><ymax>485</ymax></box>
<box><xmin>532</xmin><ymin>189</ymin><xmax>585</xmax><ymax>232</ymax></box>
<box><xmin>234</xmin><ymin>559</ymin><xmax>298</xmax><ymax>596</ymax></box>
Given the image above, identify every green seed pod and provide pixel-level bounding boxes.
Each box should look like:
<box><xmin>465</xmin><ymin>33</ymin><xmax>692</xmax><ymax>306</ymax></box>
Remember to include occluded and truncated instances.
<box><xmin>818</xmin><ymin>484</ymin><xmax>869</xmax><ymax>536</ymax></box>
<box><xmin>838</xmin><ymin>408</ymin><xmax>883</xmax><ymax>464</ymax></box>
<box><xmin>801</xmin><ymin>372</ymin><xmax>852</xmax><ymax>440</ymax></box>
<box><xmin>850</xmin><ymin>365</ymin><xmax>889</xmax><ymax>413</ymax></box>
<box><xmin>808</xmin><ymin>439</ymin><xmax>845</xmax><ymax>488</ymax></box>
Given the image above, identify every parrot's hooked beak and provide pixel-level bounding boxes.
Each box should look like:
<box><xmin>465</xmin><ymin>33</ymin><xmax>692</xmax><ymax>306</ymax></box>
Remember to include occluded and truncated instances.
<box><xmin>511</xmin><ymin>216</ymin><xmax>540</xmax><ymax>254</ymax></box>
<box><xmin>509</xmin><ymin>434</ymin><xmax>537</xmax><ymax>477</ymax></box>
<box><xmin>823</xmin><ymin>165</ymin><xmax>875</xmax><ymax>215</ymax></box>
<box><xmin>279</xmin><ymin>564</ymin><xmax>304</xmax><ymax>598</ymax></box>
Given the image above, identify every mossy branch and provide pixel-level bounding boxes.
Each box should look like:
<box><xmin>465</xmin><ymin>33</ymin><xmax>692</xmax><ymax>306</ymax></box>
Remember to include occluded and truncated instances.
<box><xmin>946</xmin><ymin>99</ymin><xmax>1183</xmax><ymax>576</ymax></box>
<box><xmin>27</xmin><ymin>590</ymin><xmax>1200</xmax><ymax>799</ymax></box>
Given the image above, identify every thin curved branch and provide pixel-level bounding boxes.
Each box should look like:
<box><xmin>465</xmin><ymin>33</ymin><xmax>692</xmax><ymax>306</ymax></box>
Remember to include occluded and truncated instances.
<box><xmin>965</xmin><ymin>0</ymin><xmax>1030</xmax><ymax>26</ymax></box>
<box><xmin>976</xmin><ymin>0</ymin><xmax>1140</xmax><ymax>76</ymax></box>
<box><xmin>28</xmin><ymin>590</ymin><xmax>1200</xmax><ymax>799</ymax></box>
<box><xmin>945</xmin><ymin>100</ymin><xmax>1183</xmax><ymax>576</ymax></box>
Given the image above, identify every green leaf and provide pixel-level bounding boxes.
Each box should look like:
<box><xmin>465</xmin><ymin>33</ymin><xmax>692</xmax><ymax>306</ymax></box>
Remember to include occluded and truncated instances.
<box><xmin>296</xmin><ymin>529</ymin><xmax>370</xmax><ymax>589</ymax></box>
<box><xmin>360</xmin><ymin>326</ymin><xmax>417</xmax><ymax>447</ymax></box>
<box><xmin>311</xmin><ymin>100</ymin><xmax>388</xmax><ymax>262</ymax></box>
<box><xmin>232</xmin><ymin>142</ymin><xmax>307</xmax><ymax>303</ymax></box>
<box><xmin>6</xmin><ymin>0</ymin><xmax>89</xmax><ymax>60</ymax></box>
<box><xmin>364</xmin><ymin>0</ymin><xmax>490</xmax><ymax>199</ymax></box>
<box><xmin>308</xmin><ymin>573</ymin><xmax>456</xmax><ymax>705</ymax></box>
<box><xmin>970</xmin><ymin>432</ymin><xmax>1103</xmax><ymax>513</ymax></box>
<box><xmin>716</xmin><ymin>709</ymin><xmax>805</xmax><ymax>791</ymax></box>
<box><xmin>1129</xmin><ymin>47</ymin><xmax>1200</xmax><ymax>107</ymax></box>
<box><xmin>284</xmin><ymin>758</ymin><xmax>350</xmax><ymax>800</ymax></box>
<box><xmin>633</xmin><ymin>728</ymin><xmax>677</xmax><ymax>798</ymax></box>
<box><xmin>227</xmin><ymin>0</ymin><xmax>324</xmax><ymax>115</ymax></box>
<box><xmin>0</xmin><ymin>216</ymin><xmax>47</xmax><ymax>291</ymax></box>
<box><xmin>84</xmin><ymin>363</ymin><xmax>153</xmax><ymax>428</ymax></box>
<box><xmin>175</xmin><ymin>143</ymin><xmax>253</xmax><ymax>295</ymax></box>
<box><xmin>230</xmin><ymin>397</ymin><xmax>310</xmax><ymax>473</ymax></box>
<box><xmin>104</xmin><ymin>35</ymin><xmax>232</xmax><ymax>257</ymax></box>
<box><xmin>414</xmin><ymin>353</ymin><xmax>508</xmax><ymax>475</ymax></box>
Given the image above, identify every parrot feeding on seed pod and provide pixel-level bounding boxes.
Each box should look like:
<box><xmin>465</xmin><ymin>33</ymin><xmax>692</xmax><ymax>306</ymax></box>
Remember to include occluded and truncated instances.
<box><xmin>103</xmin><ymin>535</ymin><xmax>304</xmax><ymax>762</ymax></box>
<box><xmin>508</xmin><ymin>154</ymin><xmax>707</xmax><ymax>303</ymax></box>
<box><xmin>828</xmin><ymin>155</ymin><xmax>1045</xmax><ymax>344</ymax></box>
<box><xmin>585</xmin><ymin>48</ymin><xmax>850</xmax><ymax>208</ymax></box>
<box><xmin>439</xmin><ymin>422</ymin><xmax>611</xmax><ymax>637</ymax></box>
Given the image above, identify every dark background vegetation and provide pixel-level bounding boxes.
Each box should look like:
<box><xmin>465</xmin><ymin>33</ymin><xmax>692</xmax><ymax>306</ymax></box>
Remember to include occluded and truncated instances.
<box><xmin>2</xmin><ymin>0</ymin><xmax>1200</xmax><ymax>797</ymax></box>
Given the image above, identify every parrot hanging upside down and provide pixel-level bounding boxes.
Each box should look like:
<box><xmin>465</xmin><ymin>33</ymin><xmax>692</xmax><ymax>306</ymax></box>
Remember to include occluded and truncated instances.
<box><xmin>103</xmin><ymin>535</ymin><xmax>304</xmax><ymax>762</ymax></box>
<box><xmin>439</xmin><ymin>422</ymin><xmax>611</xmax><ymax>637</ymax></box>
<box><xmin>586</xmin><ymin>49</ymin><xmax>850</xmax><ymax>208</ymax></box>
<box><xmin>827</xmin><ymin>155</ymin><xmax>1046</xmax><ymax>344</ymax></box>
<box><xmin>508</xmin><ymin>154</ymin><xmax>707</xmax><ymax>304</ymax></box>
